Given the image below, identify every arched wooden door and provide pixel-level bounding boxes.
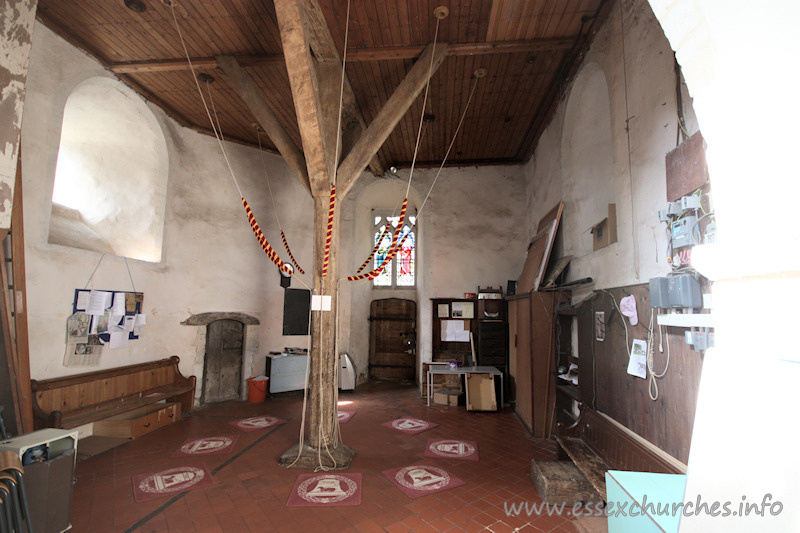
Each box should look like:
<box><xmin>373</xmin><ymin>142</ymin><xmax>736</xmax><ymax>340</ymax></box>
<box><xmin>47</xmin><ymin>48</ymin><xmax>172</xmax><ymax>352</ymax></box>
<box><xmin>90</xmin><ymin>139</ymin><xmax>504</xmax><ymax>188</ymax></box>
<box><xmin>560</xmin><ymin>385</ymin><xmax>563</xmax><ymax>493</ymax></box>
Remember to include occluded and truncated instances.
<box><xmin>202</xmin><ymin>319</ymin><xmax>244</xmax><ymax>403</ymax></box>
<box><xmin>369</xmin><ymin>299</ymin><xmax>416</xmax><ymax>382</ymax></box>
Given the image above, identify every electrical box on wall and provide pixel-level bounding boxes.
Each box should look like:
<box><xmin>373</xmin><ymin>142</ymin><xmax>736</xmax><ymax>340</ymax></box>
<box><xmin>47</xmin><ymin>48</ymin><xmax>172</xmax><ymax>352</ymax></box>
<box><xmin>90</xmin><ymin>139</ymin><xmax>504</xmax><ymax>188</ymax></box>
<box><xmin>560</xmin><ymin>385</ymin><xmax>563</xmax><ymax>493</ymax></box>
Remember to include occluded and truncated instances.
<box><xmin>591</xmin><ymin>204</ymin><xmax>617</xmax><ymax>251</ymax></box>
<box><xmin>649</xmin><ymin>274</ymin><xmax>702</xmax><ymax>308</ymax></box>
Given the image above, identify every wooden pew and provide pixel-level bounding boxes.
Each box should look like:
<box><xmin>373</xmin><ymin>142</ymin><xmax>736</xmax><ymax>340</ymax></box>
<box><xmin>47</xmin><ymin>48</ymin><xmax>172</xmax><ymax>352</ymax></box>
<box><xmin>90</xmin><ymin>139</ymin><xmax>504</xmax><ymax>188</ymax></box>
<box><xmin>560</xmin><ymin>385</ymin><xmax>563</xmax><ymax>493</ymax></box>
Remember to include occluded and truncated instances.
<box><xmin>31</xmin><ymin>356</ymin><xmax>196</xmax><ymax>430</ymax></box>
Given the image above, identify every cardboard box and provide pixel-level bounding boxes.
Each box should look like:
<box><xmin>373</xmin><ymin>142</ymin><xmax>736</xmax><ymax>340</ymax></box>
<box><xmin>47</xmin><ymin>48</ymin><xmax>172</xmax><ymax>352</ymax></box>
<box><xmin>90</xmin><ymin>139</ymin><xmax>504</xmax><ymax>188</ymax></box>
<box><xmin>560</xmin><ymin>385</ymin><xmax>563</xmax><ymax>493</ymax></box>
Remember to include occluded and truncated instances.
<box><xmin>465</xmin><ymin>373</ymin><xmax>497</xmax><ymax>411</ymax></box>
<box><xmin>591</xmin><ymin>204</ymin><xmax>617</xmax><ymax>251</ymax></box>
<box><xmin>433</xmin><ymin>389</ymin><xmax>464</xmax><ymax>406</ymax></box>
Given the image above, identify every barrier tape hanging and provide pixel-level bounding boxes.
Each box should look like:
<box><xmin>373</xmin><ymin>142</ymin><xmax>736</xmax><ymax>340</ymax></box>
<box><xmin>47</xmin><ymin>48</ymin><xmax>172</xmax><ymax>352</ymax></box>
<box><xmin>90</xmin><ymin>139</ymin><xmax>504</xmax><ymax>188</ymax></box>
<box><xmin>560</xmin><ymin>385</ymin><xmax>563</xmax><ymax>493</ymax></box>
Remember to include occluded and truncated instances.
<box><xmin>322</xmin><ymin>186</ymin><xmax>336</xmax><ymax>278</ymax></box>
<box><xmin>346</xmin><ymin>198</ymin><xmax>408</xmax><ymax>281</ymax></box>
<box><xmin>242</xmin><ymin>198</ymin><xmax>293</xmax><ymax>275</ymax></box>
<box><xmin>356</xmin><ymin>226</ymin><xmax>389</xmax><ymax>273</ymax></box>
<box><xmin>280</xmin><ymin>230</ymin><xmax>305</xmax><ymax>274</ymax></box>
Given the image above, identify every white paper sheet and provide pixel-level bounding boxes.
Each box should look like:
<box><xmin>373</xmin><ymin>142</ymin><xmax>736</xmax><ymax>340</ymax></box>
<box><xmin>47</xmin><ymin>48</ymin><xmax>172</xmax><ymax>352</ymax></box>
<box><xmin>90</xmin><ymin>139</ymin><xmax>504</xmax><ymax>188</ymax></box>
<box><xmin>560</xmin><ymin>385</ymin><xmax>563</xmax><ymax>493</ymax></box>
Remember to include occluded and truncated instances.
<box><xmin>627</xmin><ymin>339</ymin><xmax>648</xmax><ymax>379</ymax></box>
<box><xmin>86</xmin><ymin>290</ymin><xmax>112</xmax><ymax>316</ymax></box>
<box><xmin>111</xmin><ymin>292</ymin><xmax>126</xmax><ymax>318</ymax></box>
<box><xmin>109</xmin><ymin>331</ymin><xmax>129</xmax><ymax>349</ymax></box>
<box><xmin>75</xmin><ymin>290</ymin><xmax>91</xmax><ymax>311</ymax></box>
<box><xmin>311</xmin><ymin>294</ymin><xmax>332</xmax><ymax>311</ymax></box>
<box><xmin>123</xmin><ymin>315</ymin><xmax>136</xmax><ymax>333</ymax></box>
<box><xmin>135</xmin><ymin>313</ymin><xmax>146</xmax><ymax>325</ymax></box>
<box><xmin>442</xmin><ymin>320</ymin><xmax>470</xmax><ymax>342</ymax></box>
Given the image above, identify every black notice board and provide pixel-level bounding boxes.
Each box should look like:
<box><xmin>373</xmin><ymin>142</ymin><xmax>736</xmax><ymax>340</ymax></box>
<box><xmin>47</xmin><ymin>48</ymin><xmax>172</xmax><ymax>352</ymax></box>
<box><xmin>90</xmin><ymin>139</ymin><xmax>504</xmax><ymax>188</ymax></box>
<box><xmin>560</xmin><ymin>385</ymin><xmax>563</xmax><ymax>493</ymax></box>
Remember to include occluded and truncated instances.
<box><xmin>283</xmin><ymin>289</ymin><xmax>310</xmax><ymax>335</ymax></box>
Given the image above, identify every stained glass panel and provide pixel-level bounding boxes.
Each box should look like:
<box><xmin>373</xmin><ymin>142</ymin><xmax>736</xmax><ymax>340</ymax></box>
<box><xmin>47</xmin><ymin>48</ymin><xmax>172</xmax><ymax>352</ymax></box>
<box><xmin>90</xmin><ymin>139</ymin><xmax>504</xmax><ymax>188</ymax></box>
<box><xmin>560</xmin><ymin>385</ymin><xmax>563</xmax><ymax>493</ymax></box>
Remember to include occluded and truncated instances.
<box><xmin>396</xmin><ymin>226</ymin><xmax>415</xmax><ymax>286</ymax></box>
<box><xmin>373</xmin><ymin>224</ymin><xmax>392</xmax><ymax>286</ymax></box>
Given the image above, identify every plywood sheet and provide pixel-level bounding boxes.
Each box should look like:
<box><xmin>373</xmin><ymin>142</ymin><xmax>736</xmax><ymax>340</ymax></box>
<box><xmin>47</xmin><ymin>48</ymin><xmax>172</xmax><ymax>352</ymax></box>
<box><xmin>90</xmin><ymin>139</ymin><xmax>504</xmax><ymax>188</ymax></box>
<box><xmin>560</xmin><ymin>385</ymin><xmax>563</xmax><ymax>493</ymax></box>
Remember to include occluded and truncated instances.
<box><xmin>517</xmin><ymin>219</ymin><xmax>557</xmax><ymax>293</ymax></box>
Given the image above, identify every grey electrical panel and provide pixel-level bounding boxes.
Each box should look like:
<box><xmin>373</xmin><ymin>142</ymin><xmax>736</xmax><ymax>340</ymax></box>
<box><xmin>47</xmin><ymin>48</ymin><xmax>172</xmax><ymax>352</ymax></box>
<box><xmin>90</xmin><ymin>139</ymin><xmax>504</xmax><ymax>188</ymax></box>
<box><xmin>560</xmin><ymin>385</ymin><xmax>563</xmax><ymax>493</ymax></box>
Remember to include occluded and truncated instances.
<box><xmin>649</xmin><ymin>277</ymin><xmax>671</xmax><ymax>308</ymax></box>
<box><xmin>649</xmin><ymin>274</ymin><xmax>702</xmax><ymax>308</ymax></box>
<box><xmin>670</xmin><ymin>215</ymin><xmax>698</xmax><ymax>249</ymax></box>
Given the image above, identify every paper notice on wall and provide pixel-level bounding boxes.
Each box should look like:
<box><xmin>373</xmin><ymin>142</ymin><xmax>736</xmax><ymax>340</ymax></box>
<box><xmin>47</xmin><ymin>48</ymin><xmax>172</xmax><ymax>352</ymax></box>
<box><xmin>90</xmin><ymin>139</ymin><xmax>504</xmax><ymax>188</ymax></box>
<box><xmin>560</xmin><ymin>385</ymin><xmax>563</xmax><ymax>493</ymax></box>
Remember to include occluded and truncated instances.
<box><xmin>109</xmin><ymin>331</ymin><xmax>129</xmax><ymax>349</ymax></box>
<box><xmin>64</xmin><ymin>342</ymin><xmax>102</xmax><ymax>367</ymax></box>
<box><xmin>66</xmin><ymin>312</ymin><xmax>91</xmax><ymax>343</ymax></box>
<box><xmin>134</xmin><ymin>313</ymin><xmax>146</xmax><ymax>336</ymax></box>
<box><xmin>627</xmin><ymin>339</ymin><xmax>648</xmax><ymax>379</ymax></box>
<box><xmin>110</xmin><ymin>292</ymin><xmax>126</xmax><ymax>319</ymax></box>
<box><xmin>122</xmin><ymin>315</ymin><xmax>136</xmax><ymax>333</ymax></box>
<box><xmin>75</xmin><ymin>290</ymin><xmax>91</xmax><ymax>312</ymax></box>
<box><xmin>86</xmin><ymin>290</ymin><xmax>112</xmax><ymax>316</ymax></box>
<box><xmin>90</xmin><ymin>311</ymin><xmax>110</xmax><ymax>334</ymax></box>
<box><xmin>442</xmin><ymin>320</ymin><xmax>470</xmax><ymax>342</ymax></box>
<box><xmin>311</xmin><ymin>294</ymin><xmax>332</xmax><ymax>311</ymax></box>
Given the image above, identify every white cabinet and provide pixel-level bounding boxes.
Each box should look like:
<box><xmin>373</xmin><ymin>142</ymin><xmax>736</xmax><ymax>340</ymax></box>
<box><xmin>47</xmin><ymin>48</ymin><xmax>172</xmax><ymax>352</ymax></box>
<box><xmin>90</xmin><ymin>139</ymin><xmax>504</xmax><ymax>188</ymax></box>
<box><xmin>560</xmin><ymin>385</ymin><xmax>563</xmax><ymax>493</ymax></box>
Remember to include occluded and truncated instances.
<box><xmin>267</xmin><ymin>354</ymin><xmax>309</xmax><ymax>393</ymax></box>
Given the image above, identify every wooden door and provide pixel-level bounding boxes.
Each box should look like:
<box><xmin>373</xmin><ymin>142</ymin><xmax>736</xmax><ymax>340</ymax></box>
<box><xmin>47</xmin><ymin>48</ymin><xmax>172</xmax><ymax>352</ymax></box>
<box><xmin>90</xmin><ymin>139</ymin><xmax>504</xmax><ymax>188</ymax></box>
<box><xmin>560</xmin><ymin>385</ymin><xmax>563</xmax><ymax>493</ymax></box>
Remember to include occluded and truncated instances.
<box><xmin>202</xmin><ymin>319</ymin><xmax>244</xmax><ymax>403</ymax></box>
<box><xmin>369</xmin><ymin>299</ymin><xmax>416</xmax><ymax>382</ymax></box>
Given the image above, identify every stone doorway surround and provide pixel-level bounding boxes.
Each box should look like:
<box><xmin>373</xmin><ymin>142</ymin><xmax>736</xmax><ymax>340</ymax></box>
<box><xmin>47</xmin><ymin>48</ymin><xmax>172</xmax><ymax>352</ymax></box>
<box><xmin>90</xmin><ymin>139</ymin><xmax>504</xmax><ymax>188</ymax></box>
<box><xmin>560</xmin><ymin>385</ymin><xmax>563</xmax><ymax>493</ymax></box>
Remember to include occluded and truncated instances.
<box><xmin>182</xmin><ymin>312</ymin><xmax>260</xmax><ymax>404</ymax></box>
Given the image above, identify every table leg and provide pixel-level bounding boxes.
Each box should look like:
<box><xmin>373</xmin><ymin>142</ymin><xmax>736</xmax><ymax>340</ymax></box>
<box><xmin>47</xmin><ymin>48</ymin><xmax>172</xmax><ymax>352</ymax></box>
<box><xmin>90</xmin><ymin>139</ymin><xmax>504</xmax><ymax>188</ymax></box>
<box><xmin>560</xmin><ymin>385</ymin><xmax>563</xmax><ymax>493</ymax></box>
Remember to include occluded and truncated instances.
<box><xmin>427</xmin><ymin>372</ymin><xmax>431</xmax><ymax>406</ymax></box>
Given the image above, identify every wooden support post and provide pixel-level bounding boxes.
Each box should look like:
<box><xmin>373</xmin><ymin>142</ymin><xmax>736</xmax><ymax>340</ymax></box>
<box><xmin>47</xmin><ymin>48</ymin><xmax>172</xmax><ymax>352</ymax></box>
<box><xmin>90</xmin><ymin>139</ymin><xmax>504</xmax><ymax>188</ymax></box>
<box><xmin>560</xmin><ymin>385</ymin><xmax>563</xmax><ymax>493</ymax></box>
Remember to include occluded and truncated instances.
<box><xmin>274</xmin><ymin>0</ymin><xmax>353</xmax><ymax>468</ymax></box>
<box><xmin>273</xmin><ymin>0</ymin><xmax>448</xmax><ymax>468</ymax></box>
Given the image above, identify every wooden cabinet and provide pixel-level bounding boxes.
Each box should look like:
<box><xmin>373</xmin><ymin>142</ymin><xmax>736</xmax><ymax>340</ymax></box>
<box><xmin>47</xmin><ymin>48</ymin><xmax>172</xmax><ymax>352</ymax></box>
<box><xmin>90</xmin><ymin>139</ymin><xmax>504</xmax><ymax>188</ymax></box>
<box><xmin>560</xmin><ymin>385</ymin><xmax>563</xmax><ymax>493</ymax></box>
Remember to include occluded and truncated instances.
<box><xmin>431</xmin><ymin>298</ymin><xmax>476</xmax><ymax>365</ymax></box>
<box><xmin>93</xmin><ymin>402</ymin><xmax>180</xmax><ymax>439</ymax></box>
<box><xmin>508</xmin><ymin>291</ymin><xmax>569</xmax><ymax>437</ymax></box>
<box><xmin>476</xmin><ymin>321</ymin><xmax>507</xmax><ymax>367</ymax></box>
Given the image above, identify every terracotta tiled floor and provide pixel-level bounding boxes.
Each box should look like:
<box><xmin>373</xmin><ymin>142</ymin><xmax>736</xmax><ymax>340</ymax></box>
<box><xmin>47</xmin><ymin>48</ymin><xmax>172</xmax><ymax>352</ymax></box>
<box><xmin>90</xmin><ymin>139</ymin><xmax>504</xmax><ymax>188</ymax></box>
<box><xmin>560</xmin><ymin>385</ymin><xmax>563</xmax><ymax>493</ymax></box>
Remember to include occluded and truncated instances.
<box><xmin>72</xmin><ymin>383</ymin><xmax>577</xmax><ymax>532</ymax></box>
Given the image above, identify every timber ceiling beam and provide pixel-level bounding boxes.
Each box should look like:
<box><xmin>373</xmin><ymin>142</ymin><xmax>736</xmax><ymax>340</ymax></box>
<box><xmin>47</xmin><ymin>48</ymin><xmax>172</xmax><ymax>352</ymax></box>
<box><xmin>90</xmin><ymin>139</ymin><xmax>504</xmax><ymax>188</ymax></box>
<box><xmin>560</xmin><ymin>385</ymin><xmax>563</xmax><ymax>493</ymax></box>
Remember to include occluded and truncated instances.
<box><xmin>337</xmin><ymin>42</ymin><xmax>448</xmax><ymax>200</ymax></box>
<box><xmin>216</xmin><ymin>55</ymin><xmax>311</xmax><ymax>194</ymax></box>
<box><xmin>274</xmin><ymin>0</ymin><xmax>334</xmax><ymax>196</ymax></box>
<box><xmin>108</xmin><ymin>38</ymin><xmax>575</xmax><ymax>74</ymax></box>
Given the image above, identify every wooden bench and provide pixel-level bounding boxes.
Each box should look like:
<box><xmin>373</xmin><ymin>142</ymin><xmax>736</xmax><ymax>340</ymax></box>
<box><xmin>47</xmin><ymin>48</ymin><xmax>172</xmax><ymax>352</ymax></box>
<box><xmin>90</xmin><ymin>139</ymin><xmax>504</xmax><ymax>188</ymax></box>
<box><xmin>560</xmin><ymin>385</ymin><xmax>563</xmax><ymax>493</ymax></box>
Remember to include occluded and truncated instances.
<box><xmin>31</xmin><ymin>356</ymin><xmax>196</xmax><ymax>430</ymax></box>
<box><xmin>555</xmin><ymin>404</ymin><xmax>687</xmax><ymax>501</ymax></box>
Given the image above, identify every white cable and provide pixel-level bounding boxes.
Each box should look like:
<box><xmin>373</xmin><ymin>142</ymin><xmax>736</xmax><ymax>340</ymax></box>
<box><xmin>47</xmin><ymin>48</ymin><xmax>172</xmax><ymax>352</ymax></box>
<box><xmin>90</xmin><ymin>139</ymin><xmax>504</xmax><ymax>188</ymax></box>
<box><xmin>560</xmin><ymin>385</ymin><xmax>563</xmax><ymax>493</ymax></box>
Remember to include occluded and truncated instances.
<box><xmin>169</xmin><ymin>2</ymin><xmax>316</xmax><ymax>294</ymax></box>
<box><xmin>646</xmin><ymin>308</ymin><xmax>670</xmax><ymax>400</ymax></box>
<box><xmin>404</xmin><ymin>17</ymin><xmax>442</xmax><ymax>199</ymax></box>
<box><xmin>418</xmin><ymin>72</ymin><xmax>482</xmax><ymax>216</ymax></box>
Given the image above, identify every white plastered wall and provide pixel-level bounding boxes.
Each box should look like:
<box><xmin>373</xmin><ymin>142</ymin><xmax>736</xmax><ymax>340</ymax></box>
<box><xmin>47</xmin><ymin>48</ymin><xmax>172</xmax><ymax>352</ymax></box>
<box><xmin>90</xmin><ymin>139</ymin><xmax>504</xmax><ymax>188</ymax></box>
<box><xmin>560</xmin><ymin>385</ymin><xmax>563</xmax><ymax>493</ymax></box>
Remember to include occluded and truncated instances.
<box><xmin>525</xmin><ymin>0</ymin><xmax>699</xmax><ymax>298</ymax></box>
<box><xmin>21</xmin><ymin>24</ymin><xmax>314</xmax><ymax>401</ymax></box>
<box><xmin>340</xmin><ymin>165</ymin><xmax>527</xmax><ymax>385</ymax></box>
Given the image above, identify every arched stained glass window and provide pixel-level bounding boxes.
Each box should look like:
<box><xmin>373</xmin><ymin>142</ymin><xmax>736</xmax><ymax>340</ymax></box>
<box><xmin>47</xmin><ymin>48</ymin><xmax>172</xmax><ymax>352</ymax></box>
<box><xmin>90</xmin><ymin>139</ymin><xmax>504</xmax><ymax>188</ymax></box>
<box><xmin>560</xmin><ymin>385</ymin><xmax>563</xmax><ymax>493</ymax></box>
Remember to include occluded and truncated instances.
<box><xmin>372</xmin><ymin>213</ymin><xmax>416</xmax><ymax>287</ymax></box>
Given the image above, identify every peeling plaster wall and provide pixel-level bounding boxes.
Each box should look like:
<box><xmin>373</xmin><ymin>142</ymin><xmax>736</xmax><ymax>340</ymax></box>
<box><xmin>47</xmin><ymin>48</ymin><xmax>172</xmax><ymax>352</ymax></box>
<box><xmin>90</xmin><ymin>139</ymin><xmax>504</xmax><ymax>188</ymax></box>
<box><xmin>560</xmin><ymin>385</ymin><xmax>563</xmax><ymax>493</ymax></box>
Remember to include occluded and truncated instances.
<box><xmin>0</xmin><ymin>0</ymin><xmax>37</xmax><ymax>229</ymax></box>
<box><xmin>21</xmin><ymin>24</ymin><xmax>313</xmax><ymax>396</ymax></box>
<box><xmin>524</xmin><ymin>0</ymin><xmax>699</xmax><ymax>298</ymax></box>
<box><xmin>340</xmin><ymin>165</ymin><xmax>527</xmax><ymax>384</ymax></box>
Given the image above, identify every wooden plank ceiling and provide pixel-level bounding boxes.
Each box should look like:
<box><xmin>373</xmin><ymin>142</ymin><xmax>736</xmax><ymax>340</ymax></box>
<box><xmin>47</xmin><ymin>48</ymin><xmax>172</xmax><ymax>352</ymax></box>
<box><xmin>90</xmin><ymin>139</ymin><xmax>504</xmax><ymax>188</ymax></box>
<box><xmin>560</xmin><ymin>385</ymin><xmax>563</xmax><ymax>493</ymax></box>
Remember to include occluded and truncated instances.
<box><xmin>36</xmin><ymin>0</ymin><xmax>606</xmax><ymax>172</ymax></box>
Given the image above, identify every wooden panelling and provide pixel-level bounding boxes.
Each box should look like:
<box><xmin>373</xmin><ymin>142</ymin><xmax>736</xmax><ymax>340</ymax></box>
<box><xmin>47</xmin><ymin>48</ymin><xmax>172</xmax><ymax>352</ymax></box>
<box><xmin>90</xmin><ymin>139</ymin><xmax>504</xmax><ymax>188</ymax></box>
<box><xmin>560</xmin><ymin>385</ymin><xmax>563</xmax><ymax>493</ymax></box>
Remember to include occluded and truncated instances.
<box><xmin>511</xmin><ymin>296</ymin><xmax>532</xmax><ymax>432</ymax></box>
<box><xmin>587</xmin><ymin>285</ymin><xmax>702</xmax><ymax>464</ymax></box>
<box><xmin>579</xmin><ymin>406</ymin><xmax>686</xmax><ymax>474</ymax></box>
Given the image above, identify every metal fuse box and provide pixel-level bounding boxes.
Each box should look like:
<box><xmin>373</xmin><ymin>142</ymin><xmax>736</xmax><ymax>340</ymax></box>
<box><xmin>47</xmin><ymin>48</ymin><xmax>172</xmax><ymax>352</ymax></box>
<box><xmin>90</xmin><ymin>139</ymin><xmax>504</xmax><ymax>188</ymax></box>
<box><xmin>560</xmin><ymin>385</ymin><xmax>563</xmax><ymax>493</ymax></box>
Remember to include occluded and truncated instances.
<box><xmin>649</xmin><ymin>275</ymin><xmax>702</xmax><ymax>308</ymax></box>
<box><xmin>649</xmin><ymin>277</ymin><xmax>671</xmax><ymax>308</ymax></box>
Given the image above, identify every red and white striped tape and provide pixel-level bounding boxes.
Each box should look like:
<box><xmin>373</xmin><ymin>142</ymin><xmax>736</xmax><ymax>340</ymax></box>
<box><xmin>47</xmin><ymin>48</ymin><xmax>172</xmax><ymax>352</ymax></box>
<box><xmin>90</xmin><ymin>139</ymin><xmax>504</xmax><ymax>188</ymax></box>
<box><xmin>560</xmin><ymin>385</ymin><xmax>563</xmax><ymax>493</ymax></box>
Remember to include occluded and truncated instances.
<box><xmin>322</xmin><ymin>186</ymin><xmax>336</xmax><ymax>278</ymax></box>
<box><xmin>242</xmin><ymin>198</ymin><xmax>293</xmax><ymax>275</ymax></box>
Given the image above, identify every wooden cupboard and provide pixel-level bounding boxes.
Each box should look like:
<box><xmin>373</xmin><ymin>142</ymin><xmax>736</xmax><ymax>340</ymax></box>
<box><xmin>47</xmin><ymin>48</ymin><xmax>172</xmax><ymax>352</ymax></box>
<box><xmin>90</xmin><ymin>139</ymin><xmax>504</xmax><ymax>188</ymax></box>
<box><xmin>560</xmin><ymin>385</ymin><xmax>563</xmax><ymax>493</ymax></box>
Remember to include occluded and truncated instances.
<box><xmin>507</xmin><ymin>291</ymin><xmax>569</xmax><ymax>437</ymax></box>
